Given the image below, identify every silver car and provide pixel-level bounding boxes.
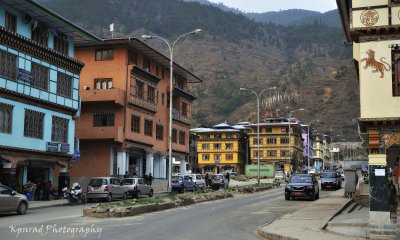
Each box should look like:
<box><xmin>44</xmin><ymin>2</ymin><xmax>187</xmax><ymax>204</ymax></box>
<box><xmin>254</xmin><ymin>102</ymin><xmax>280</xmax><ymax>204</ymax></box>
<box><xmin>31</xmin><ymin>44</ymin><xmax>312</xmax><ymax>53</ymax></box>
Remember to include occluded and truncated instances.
<box><xmin>122</xmin><ymin>178</ymin><xmax>153</xmax><ymax>199</ymax></box>
<box><xmin>0</xmin><ymin>184</ymin><xmax>28</xmax><ymax>215</ymax></box>
<box><xmin>86</xmin><ymin>177</ymin><xmax>127</xmax><ymax>202</ymax></box>
<box><xmin>211</xmin><ymin>174</ymin><xmax>229</xmax><ymax>190</ymax></box>
<box><xmin>185</xmin><ymin>174</ymin><xmax>206</xmax><ymax>190</ymax></box>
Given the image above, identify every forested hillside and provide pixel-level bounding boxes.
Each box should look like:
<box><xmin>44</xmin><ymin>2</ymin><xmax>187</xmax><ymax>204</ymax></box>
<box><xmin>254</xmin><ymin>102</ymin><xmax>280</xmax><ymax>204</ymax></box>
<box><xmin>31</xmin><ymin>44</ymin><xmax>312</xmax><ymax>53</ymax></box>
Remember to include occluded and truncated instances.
<box><xmin>38</xmin><ymin>0</ymin><xmax>358</xmax><ymax>139</ymax></box>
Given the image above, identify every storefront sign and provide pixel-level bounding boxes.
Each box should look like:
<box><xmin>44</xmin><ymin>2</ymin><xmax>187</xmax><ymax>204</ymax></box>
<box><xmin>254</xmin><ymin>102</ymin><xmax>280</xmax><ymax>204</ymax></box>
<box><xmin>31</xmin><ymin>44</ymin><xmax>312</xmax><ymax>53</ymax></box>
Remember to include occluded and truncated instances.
<box><xmin>46</xmin><ymin>142</ymin><xmax>70</xmax><ymax>153</ymax></box>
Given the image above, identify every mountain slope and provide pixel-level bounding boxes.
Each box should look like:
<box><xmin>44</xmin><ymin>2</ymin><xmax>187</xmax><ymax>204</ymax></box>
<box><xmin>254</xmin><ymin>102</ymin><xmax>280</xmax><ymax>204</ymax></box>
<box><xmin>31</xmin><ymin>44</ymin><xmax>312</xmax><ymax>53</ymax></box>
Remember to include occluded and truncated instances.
<box><xmin>38</xmin><ymin>0</ymin><xmax>359</xmax><ymax>140</ymax></box>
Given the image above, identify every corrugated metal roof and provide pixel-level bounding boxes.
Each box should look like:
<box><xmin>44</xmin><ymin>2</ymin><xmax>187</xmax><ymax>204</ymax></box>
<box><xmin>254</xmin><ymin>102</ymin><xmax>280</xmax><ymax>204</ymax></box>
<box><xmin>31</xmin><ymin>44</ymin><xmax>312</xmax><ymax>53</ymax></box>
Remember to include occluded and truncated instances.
<box><xmin>2</xmin><ymin>0</ymin><xmax>101</xmax><ymax>44</ymax></box>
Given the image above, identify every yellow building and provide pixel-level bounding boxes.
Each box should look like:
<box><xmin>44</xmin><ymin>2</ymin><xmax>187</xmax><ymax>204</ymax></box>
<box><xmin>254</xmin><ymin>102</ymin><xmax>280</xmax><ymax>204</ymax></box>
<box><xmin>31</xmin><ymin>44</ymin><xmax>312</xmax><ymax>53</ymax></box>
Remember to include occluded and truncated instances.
<box><xmin>246</xmin><ymin>118</ymin><xmax>303</xmax><ymax>174</ymax></box>
<box><xmin>191</xmin><ymin>123</ymin><xmax>248</xmax><ymax>174</ymax></box>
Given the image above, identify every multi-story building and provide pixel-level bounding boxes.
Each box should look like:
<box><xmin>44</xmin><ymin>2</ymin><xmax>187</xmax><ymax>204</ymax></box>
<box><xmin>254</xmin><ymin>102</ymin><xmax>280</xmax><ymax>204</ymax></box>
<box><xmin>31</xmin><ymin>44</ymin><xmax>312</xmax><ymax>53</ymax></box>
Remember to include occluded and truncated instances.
<box><xmin>301</xmin><ymin>124</ymin><xmax>314</xmax><ymax>171</ymax></box>
<box><xmin>313</xmin><ymin>133</ymin><xmax>331</xmax><ymax>171</ymax></box>
<box><xmin>0</xmin><ymin>0</ymin><xmax>99</xmax><ymax>192</ymax></box>
<box><xmin>71</xmin><ymin>38</ymin><xmax>202</xmax><ymax>184</ymax></box>
<box><xmin>337</xmin><ymin>0</ymin><xmax>400</xmax><ymax>237</ymax></box>
<box><xmin>246</xmin><ymin>118</ymin><xmax>304</xmax><ymax>173</ymax></box>
<box><xmin>191</xmin><ymin>123</ymin><xmax>247</xmax><ymax>174</ymax></box>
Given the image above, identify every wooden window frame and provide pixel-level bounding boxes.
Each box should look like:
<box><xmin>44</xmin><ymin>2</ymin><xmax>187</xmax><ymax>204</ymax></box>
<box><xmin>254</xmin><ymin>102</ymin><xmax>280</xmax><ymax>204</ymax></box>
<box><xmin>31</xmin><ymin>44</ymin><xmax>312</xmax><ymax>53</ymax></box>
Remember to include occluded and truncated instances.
<box><xmin>31</xmin><ymin>62</ymin><xmax>49</xmax><ymax>90</ymax></box>
<box><xmin>280</xmin><ymin>137</ymin><xmax>289</xmax><ymax>144</ymax></box>
<box><xmin>156</xmin><ymin>124</ymin><xmax>163</xmax><ymax>140</ymax></box>
<box><xmin>226</xmin><ymin>154</ymin><xmax>233</xmax><ymax>161</ymax></box>
<box><xmin>31</xmin><ymin>24</ymin><xmax>48</xmax><ymax>46</ymax></box>
<box><xmin>267</xmin><ymin>150</ymin><xmax>277</xmax><ymax>157</ymax></box>
<box><xmin>131</xmin><ymin>115</ymin><xmax>140</xmax><ymax>133</ymax></box>
<box><xmin>54</xmin><ymin>35</ymin><xmax>69</xmax><ymax>55</ymax></box>
<box><xmin>95</xmin><ymin>49</ymin><xmax>114</xmax><ymax>61</ymax></box>
<box><xmin>214</xmin><ymin>143</ymin><xmax>221</xmax><ymax>150</ymax></box>
<box><xmin>225</xmin><ymin>143</ymin><xmax>233</xmax><ymax>149</ymax></box>
<box><xmin>202</xmin><ymin>143</ymin><xmax>210</xmax><ymax>149</ymax></box>
<box><xmin>147</xmin><ymin>85</ymin><xmax>156</xmax><ymax>103</ymax></box>
<box><xmin>24</xmin><ymin>109</ymin><xmax>44</xmax><ymax>139</ymax></box>
<box><xmin>179</xmin><ymin>130</ymin><xmax>185</xmax><ymax>145</ymax></box>
<box><xmin>202</xmin><ymin>154</ymin><xmax>210</xmax><ymax>161</ymax></box>
<box><xmin>57</xmin><ymin>72</ymin><xmax>72</xmax><ymax>98</ymax></box>
<box><xmin>5</xmin><ymin>11</ymin><xmax>16</xmax><ymax>32</ymax></box>
<box><xmin>267</xmin><ymin>138</ymin><xmax>277</xmax><ymax>144</ymax></box>
<box><xmin>144</xmin><ymin>119</ymin><xmax>153</xmax><ymax>137</ymax></box>
<box><xmin>51</xmin><ymin>116</ymin><xmax>69</xmax><ymax>143</ymax></box>
<box><xmin>393</xmin><ymin>52</ymin><xmax>400</xmax><ymax>96</ymax></box>
<box><xmin>0</xmin><ymin>50</ymin><xmax>17</xmax><ymax>81</ymax></box>
<box><xmin>93</xmin><ymin>112</ymin><xmax>114</xmax><ymax>127</ymax></box>
<box><xmin>143</xmin><ymin>58</ymin><xmax>151</xmax><ymax>72</ymax></box>
<box><xmin>172</xmin><ymin>128</ymin><xmax>177</xmax><ymax>143</ymax></box>
<box><xmin>0</xmin><ymin>103</ymin><xmax>13</xmax><ymax>134</ymax></box>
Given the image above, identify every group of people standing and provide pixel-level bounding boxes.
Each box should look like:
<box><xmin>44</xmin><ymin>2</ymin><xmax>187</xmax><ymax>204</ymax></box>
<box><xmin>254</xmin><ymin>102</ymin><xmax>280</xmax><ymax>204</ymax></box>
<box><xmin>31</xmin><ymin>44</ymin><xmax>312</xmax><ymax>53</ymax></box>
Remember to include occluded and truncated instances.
<box><xmin>23</xmin><ymin>178</ymin><xmax>53</xmax><ymax>201</ymax></box>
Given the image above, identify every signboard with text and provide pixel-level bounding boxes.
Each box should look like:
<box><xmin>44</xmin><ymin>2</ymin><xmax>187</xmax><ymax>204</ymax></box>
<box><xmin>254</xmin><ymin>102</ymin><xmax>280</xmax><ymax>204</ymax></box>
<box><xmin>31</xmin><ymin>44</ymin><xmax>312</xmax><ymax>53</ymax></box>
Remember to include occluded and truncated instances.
<box><xmin>46</xmin><ymin>142</ymin><xmax>70</xmax><ymax>153</ymax></box>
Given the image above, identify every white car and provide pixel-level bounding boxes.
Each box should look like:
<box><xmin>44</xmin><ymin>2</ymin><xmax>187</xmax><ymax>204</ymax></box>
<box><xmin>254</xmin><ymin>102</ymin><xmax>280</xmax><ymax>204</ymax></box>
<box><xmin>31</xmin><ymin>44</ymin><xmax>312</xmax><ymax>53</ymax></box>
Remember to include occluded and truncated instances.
<box><xmin>275</xmin><ymin>171</ymin><xmax>285</xmax><ymax>179</ymax></box>
<box><xmin>185</xmin><ymin>174</ymin><xmax>206</xmax><ymax>190</ymax></box>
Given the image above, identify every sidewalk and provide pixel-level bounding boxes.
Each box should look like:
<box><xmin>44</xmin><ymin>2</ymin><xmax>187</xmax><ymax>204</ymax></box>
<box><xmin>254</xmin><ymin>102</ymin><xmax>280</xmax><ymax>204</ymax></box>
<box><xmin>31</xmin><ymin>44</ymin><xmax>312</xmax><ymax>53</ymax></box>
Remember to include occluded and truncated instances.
<box><xmin>28</xmin><ymin>199</ymin><xmax>69</xmax><ymax>210</ymax></box>
<box><xmin>258</xmin><ymin>189</ymin><xmax>366</xmax><ymax>240</ymax></box>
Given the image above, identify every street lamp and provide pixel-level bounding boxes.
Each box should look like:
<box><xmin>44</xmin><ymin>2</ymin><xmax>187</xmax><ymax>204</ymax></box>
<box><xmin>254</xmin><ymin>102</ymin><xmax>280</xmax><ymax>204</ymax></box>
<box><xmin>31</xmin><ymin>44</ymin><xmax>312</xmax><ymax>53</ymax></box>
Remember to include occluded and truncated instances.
<box><xmin>306</xmin><ymin>119</ymin><xmax>319</xmax><ymax>173</ymax></box>
<box><xmin>287</xmin><ymin>108</ymin><xmax>304</xmax><ymax>173</ymax></box>
<box><xmin>240</xmin><ymin>87</ymin><xmax>276</xmax><ymax>185</ymax></box>
<box><xmin>142</xmin><ymin>29</ymin><xmax>202</xmax><ymax>192</ymax></box>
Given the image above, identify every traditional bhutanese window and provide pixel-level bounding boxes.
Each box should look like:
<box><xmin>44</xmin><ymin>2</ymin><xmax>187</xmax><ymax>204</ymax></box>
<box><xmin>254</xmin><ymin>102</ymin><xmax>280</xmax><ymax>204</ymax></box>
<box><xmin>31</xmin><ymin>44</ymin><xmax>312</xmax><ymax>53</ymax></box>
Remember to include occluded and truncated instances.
<box><xmin>93</xmin><ymin>112</ymin><xmax>114</xmax><ymax>127</ymax></box>
<box><xmin>51</xmin><ymin>116</ymin><xmax>69</xmax><ymax>143</ymax></box>
<box><xmin>179</xmin><ymin>130</ymin><xmax>185</xmax><ymax>145</ymax></box>
<box><xmin>57</xmin><ymin>72</ymin><xmax>72</xmax><ymax>98</ymax></box>
<box><xmin>202</xmin><ymin>154</ymin><xmax>210</xmax><ymax>161</ymax></box>
<box><xmin>142</xmin><ymin>58</ymin><xmax>151</xmax><ymax>72</ymax></box>
<box><xmin>267</xmin><ymin>150</ymin><xmax>277</xmax><ymax>157</ymax></box>
<box><xmin>31</xmin><ymin>24</ymin><xmax>48</xmax><ymax>46</ymax></box>
<box><xmin>144</xmin><ymin>119</ymin><xmax>153</xmax><ymax>137</ymax></box>
<box><xmin>0</xmin><ymin>103</ymin><xmax>13</xmax><ymax>134</ymax></box>
<box><xmin>156</xmin><ymin>124</ymin><xmax>163</xmax><ymax>140</ymax></box>
<box><xmin>31</xmin><ymin>62</ymin><xmax>49</xmax><ymax>90</ymax></box>
<box><xmin>95</xmin><ymin>49</ymin><xmax>113</xmax><ymax>61</ymax></box>
<box><xmin>5</xmin><ymin>12</ymin><xmax>16</xmax><ymax>32</ymax></box>
<box><xmin>172</xmin><ymin>128</ymin><xmax>177</xmax><ymax>143</ymax></box>
<box><xmin>226</xmin><ymin>154</ymin><xmax>233</xmax><ymax>160</ymax></box>
<box><xmin>393</xmin><ymin>52</ymin><xmax>400</xmax><ymax>96</ymax></box>
<box><xmin>0</xmin><ymin>50</ymin><xmax>17</xmax><ymax>81</ymax></box>
<box><xmin>280</xmin><ymin>137</ymin><xmax>289</xmax><ymax>144</ymax></box>
<box><xmin>225</xmin><ymin>143</ymin><xmax>233</xmax><ymax>149</ymax></box>
<box><xmin>147</xmin><ymin>85</ymin><xmax>156</xmax><ymax>103</ymax></box>
<box><xmin>202</xmin><ymin>143</ymin><xmax>210</xmax><ymax>149</ymax></box>
<box><xmin>131</xmin><ymin>115</ymin><xmax>140</xmax><ymax>133</ymax></box>
<box><xmin>24</xmin><ymin>109</ymin><xmax>44</xmax><ymax>139</ymax></box>
<box><xmin>54</xmin><ymin>35</ymin><xmax>69</xmax><ymax>55</ymax></box>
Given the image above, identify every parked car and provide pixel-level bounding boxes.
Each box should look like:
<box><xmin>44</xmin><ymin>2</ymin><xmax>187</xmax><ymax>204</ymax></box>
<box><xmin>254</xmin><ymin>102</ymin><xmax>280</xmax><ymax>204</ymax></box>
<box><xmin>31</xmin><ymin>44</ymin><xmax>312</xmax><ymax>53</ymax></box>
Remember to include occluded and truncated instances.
<box><xmin>0</xmin><ymin>184</ymin><xmax>28</xmax><ymax>215</ymax></box>
<box><xmin>122</xmin><ymin>178</ymin><xmax>153</xmax><ymax>199</ymax></box>
<box><xmin>171</xmin><ymin>175</ymin><xmax>196</xmax><ymax>193</ymax></box>
<box><xmin>275</xmin><ymin>170</ymin><xmax>285</xmax><ymax>179</ymax></box>
<box><xmin>320</xmin><ymin>171</ymin><xmax>342</xmax><ymax>190</ymax></box>
<box><xmin>86</xmin><ymin>177</ymin><xmax>127</xmax><ymax>202</ymax></box>
<box><xmin>211</xmin><ymin>174</ymin><xmax>229</xmax><ymax>190</ymax></box>
<box><xmin>285</xmin><ymin>174</ymin><xmax>319</xmax><ymax>201</ymax></box>
<box><xmin>185</xmin><ymin>174</ymin><xmax>206</xmax><ymax>190</ymax></box>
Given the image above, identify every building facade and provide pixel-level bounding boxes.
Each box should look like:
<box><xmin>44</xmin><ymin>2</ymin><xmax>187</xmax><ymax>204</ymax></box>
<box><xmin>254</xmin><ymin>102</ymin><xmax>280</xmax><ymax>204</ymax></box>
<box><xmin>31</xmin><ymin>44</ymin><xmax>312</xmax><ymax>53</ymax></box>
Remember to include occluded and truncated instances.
<box><xmin>246</xmin><ymin>118</ymin><xmax>304</xmax><ymax>174</ymax></box>
<box><xmin>71</xmin><ymin>38</ymin><xmax>201</xmax><ymax>184</ymax></box>
<box><xmin>0</xmin><ymin>0</ymin><xmax>99</xmax><ymax>193</ymax></box>
<box><xmin>337</xmin><ymin>0</ymin><xmax>400</xmax><ymax>237</ymax></box>
<box><xmin>191</xmin><ymin>123</ymin><xmax>247</xmax><ymax>174</ymax></box>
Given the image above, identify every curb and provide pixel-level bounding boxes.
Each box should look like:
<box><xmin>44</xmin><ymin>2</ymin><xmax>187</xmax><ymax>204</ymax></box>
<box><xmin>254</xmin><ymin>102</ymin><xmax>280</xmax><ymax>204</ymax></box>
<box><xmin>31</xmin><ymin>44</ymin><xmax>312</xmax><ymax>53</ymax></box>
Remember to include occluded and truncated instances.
<box><xmin>257</xmin><ymin>191</ymin><xmax>354</xmax><ymax>240</ymax></box>
<box><xmin>29</xmin><ymin>202</ymin><xmax>70</xmax><ymax>210</ymax></box>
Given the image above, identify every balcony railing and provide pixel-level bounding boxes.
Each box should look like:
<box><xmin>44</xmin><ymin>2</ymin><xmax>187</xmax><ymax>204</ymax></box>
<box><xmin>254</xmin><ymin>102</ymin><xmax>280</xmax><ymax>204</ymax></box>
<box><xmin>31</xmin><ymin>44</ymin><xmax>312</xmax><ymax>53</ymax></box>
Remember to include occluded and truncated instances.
<box><xmin>129</xmin><ymin>95</ymin><xmax>157</xmax><ymax>112</ymax></box>
<box><xmin>172</xmin><ymin>108</ymin><xmax>191</xmax><ymax>124</ymax></box>
<box><xmin>81</xmin><ymin>88</ymin><xmax>125</xmax><ymax>106</ymax></box>
<box><xmin>198</xmin><ymin>148</ymin><xmax>239</xmax><ymax>152</ymax></box>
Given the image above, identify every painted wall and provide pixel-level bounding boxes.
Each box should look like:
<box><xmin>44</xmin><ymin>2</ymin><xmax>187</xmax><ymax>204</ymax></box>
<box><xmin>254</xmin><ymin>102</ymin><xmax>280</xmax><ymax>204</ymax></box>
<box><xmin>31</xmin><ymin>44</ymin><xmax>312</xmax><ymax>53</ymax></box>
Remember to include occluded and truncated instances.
<box><xmin>0</xmin><ymin>44</ymin><xmax>80</xmax><ymax>110</ymax></box>
<box><xmin>353</xmin><ymin>40</ymin><xmax>400</xmax><ymax>119</ymax></box>
<box><xmin>245</xmin><ymin>164</ymin><xmax>274</xmax><ymax>177</ymax></box>
<box><xmin>0</xmin><ymin>97</ymin><xmax>75</xmax><ymax>154</ymax></box>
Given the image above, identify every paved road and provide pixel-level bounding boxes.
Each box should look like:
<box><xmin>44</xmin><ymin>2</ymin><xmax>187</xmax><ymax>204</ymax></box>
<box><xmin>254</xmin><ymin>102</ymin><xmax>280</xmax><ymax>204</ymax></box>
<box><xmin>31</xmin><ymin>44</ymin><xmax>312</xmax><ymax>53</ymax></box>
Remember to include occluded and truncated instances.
<box><xmin>0</xmin><ymin>187</ymin><xmax>331</xmax><ymax>240</ymax></box>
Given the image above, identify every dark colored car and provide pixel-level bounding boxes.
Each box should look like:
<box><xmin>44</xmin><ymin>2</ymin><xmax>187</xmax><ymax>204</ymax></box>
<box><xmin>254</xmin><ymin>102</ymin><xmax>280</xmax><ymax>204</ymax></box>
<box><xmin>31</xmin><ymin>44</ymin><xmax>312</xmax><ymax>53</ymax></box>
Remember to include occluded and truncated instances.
<box><xmin>285</xmin><ymin>174</ymin><xmax>319</xmax><ymax>201</ymax></box>
<box><xmin>321</xmin><ymin>171</ymin><xmax>342</xmax><ymax>190</ymax></box>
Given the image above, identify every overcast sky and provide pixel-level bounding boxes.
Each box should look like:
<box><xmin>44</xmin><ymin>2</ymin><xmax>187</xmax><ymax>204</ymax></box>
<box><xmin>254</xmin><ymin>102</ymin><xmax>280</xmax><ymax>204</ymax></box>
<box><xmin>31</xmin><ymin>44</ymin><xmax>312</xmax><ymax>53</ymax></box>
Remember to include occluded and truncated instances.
<box><xmin>207</xmin><ymin>0</ymin><xmax>337</xmax><ymax>13</ymax></box>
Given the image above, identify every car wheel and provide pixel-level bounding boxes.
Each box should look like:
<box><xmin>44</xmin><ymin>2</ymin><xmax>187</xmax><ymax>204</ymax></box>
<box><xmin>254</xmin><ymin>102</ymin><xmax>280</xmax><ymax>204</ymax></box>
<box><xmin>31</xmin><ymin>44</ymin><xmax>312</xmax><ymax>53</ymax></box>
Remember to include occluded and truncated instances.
<box><xmin>149</xmin><ymin>190</ymin><xmax>154</xmax><ymax>197</ymax></box>
<box><xmin>285</xmin><ymin>194</ymin><xmax>290</xmax><ymax>200</ymax></box>
<box><xmin>106</xmin><ymin>194</ymin><xmax>112</xmax><ymax>202</ymax></box>
<box><xmin>310</xmin><ymin>191</ymin><xmax>316</xmax><ymax>201</ymax></box>
<box><xmin>17</xmin><ymin>202</ymin><xmax>27</xmax><ymax>215</ymax></box>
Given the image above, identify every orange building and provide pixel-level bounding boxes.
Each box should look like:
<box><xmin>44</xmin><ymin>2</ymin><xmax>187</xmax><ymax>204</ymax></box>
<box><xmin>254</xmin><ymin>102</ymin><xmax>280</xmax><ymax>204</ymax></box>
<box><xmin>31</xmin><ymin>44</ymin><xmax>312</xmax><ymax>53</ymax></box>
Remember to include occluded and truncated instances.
<box><xmin>71</xmin><ymin>38</ymin><xmax>202</xmax><ymax>184</ymax></box>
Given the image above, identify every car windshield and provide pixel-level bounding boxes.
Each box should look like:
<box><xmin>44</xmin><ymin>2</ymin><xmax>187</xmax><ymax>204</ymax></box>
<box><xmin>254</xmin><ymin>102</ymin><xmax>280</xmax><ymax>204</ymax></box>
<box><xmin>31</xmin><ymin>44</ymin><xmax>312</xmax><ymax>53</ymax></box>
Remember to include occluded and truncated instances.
<box><xmin>321</xmin><ymin>172</ymin><xmax>337</xmax><ymax>178</ymax></box>
<box><xmin>89</xmin><ymin>178</ymin><xmax>107</xmax><ymax>187</ymax></box>
<box><xmin>122</xmin><ymin>179</ymin><xmax>135</xmax><ymax>185</ymax></box>
<box><xmin>212</xmin><ymin>175</ymin><xmax>223</xmax><ymax>180</ymax></box>
<box><xmin>172</xmin><ymin>176</ymin><xmax>183</xmax><ymax>181</ymax></box>
<box><xmin>290</xmin><ymin>176</ymin><xmax>312</xmax><ymax>183</ymax></box>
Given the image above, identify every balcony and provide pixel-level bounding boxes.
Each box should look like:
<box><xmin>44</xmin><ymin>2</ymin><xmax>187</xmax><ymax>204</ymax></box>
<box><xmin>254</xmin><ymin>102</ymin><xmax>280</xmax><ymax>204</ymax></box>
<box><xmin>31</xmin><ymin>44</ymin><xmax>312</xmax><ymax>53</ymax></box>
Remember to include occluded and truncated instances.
<box><xmin>79</xmin><ymin>126</ymin><xmax>124</xmax><ymax>143</ymax></box>
<box><xmin>172</xmin><ymin>108</ymin><xmax>191</xmax><ymax>124</ymax></box>
<box><xmin>128</xmin><ymin>95</ymin><xmax>157</xmax><ymax>112</ymax></box>
<box><xmin>81</xmin><ymin>88</ymin><xmax>125</xmax><ymax>106</ymax></box>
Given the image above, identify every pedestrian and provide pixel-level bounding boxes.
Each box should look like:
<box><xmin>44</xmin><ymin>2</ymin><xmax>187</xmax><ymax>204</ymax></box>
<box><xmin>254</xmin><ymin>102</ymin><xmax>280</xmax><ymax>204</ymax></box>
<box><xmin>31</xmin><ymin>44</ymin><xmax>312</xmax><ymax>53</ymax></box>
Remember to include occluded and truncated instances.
<box><xmin>226</xmin><ymin>172</ymin><xmax>230</xmax><ymax>183</ymax></box>
<box><xmin>45</xmin><ymin>180</ymin><xmax>52</xmax><ymax>200</ymax></box>
<box><xmin>205</xmin><ymin>173</ymin><xmax>209</xmax><ymax>187</ymax></box>
<box><xmin>148</xmin><ymin>173</ymin><xmax>153</xmax><ymax>185</ymax></box>
<box><xmin>124</xmin><ymin>171</ymin><xmax>129</xmax><ymax>178</ymax></box>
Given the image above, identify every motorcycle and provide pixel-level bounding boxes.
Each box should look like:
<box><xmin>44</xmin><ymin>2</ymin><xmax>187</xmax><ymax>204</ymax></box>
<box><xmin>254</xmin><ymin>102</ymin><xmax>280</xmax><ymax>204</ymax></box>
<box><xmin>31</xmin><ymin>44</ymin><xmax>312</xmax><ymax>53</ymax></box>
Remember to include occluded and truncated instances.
<box><xmin>62</xmin><ymin>183</ymin><xmax>86</xmax><ymax>205</ymax></box>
